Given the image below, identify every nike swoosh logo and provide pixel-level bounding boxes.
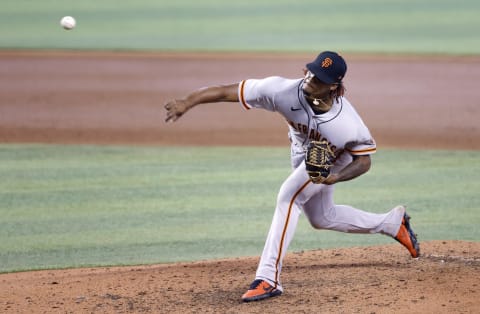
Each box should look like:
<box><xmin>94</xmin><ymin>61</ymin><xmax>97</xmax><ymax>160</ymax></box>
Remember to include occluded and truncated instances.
<box><xmin>263</xmin><ymin>285</ymin><xmax>274</xmax><ymax>292</ymax></box>
<box><xmin>290</xmin><ymin>107</ymin><xmax>301</xmax><ymax>111</ymax></box>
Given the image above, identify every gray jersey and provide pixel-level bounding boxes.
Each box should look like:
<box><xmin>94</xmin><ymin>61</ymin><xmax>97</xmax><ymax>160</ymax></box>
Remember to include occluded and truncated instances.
<box><xmin>238</xmin><ymin>76</ymin><xmax>376</xmax><ymax>169</ymax></box>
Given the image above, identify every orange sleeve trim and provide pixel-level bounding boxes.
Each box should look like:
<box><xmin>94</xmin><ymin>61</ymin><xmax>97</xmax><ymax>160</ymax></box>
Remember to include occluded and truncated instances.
<box><xmin>239</xmin><ymin>80</ymin><xmax>250</xmax><ymax>110</ymax></box>
<box><xmin>349</xmin><ymin>147</ymin><xmax>377</xmax><ymax>155</ymax></box>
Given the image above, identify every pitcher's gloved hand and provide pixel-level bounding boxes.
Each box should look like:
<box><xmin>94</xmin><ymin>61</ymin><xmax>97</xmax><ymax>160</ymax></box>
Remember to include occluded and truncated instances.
<box><xmin>305</xmin><ymin>140</ymin><xmax>336</xmax><ymax>184</ymax></box>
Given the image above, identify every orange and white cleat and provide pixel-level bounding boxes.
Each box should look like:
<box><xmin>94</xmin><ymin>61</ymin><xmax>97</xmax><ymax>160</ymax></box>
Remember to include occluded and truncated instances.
<box><xmin>395</xmin><ymin>212</ymin><xmax>420</xmax><ymax>258</ymax></box>
<box><xmin>241</xmin><ymin>279</ymin><xmax>282</xmax><ymax>302</ymax></box>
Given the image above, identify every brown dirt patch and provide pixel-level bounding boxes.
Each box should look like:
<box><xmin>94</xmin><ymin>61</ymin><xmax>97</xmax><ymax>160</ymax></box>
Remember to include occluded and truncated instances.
<box><xmin>0</xmin><ymin>51</ymin><xmax>479</xmax><ymax>313</ymax></box>
<box><xmin>1</xmin><ymin>241</ymin><xmax>479</xmax><ymax>313</ymax></box>
<box><xmin>0</xmin><ymin>50</ymin><xmax>479</xmax><ymax>149</ymax></box>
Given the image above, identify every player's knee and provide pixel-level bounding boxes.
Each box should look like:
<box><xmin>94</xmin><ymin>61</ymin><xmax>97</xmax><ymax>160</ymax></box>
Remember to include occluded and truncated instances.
<box><xmin>276</xmin><ymin>189</ymin><xmax>294</xmax><ymax>207</ymax></box>
<box><xmin>307</xmin><ymin>216</ymin><xmax>328</xmax><ymax>229</ymax></box>
<box><xmin>309</xmin><ymin>220</ymin><xmax>324</xmax><ymax>230</ymax></box>
<box><xmin>305</xmin><ymin>206</ymin><xmax>335</xmax><ymax>230</ymax></box>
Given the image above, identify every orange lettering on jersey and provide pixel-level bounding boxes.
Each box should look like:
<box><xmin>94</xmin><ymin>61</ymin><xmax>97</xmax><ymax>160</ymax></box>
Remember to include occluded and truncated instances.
<box><xmin>286</xmin><ymin>121</ymin><xmax>338</xmax><ymax>154</ymax></box>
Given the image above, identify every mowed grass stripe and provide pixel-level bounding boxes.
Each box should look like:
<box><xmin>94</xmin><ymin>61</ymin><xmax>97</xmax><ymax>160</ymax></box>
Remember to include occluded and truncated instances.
<box><xmin>0</xmin><ymin>144</ymin><xmax>478</xmax><ymax>273</ymax></box>
<box><xmin>0</xmin><ymin>0</ymin><xmax>479</xmax><ymax>54</ymax></box>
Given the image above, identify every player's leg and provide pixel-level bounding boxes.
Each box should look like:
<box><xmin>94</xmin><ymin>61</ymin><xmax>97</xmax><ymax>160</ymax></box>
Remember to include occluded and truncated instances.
<box><xmin>302</xmin><ymin>185</ymin><xmax>404</xmax><ymax>236</ymax></box>
<box><xmin>302</xmin><ymin>186</ymin><xmax>419</xmax><ymax>257</ymax></box>
<box><xmin>242</xmin><ymin>164</ymin><xmax>312</xmax><ymax>301</ymax></box>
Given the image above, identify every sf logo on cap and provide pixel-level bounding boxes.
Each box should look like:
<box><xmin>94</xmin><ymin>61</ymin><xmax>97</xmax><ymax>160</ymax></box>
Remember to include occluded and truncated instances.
<box><xmin>321</xmin><ymin>57</ymin><xmax>333</xmax><ymax>68</ymax></box>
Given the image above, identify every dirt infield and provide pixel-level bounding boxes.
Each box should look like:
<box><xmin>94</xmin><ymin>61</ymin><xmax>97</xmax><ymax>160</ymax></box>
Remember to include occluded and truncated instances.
<box><xmin>1</xmin><ymin>50</ymin><xmax>479</xmax><ymax>149</ymax></box>
<box><xmin>0</xmin><ymin>51</ymin><xmax>479</xmax><ymax>313</ymax></box>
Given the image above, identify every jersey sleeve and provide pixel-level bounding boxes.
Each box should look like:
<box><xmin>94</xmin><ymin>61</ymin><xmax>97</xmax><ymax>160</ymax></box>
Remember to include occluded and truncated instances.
<box><xmin>238</xmin><ymin>77</ymin><xmax>280</xmax><ymax>112</ymax></box>
<box><xmin>345</xmin><ymin>135</ymin><xmax>377</xmax><ymax>156</ymax></box>
<box><xmin>347</xmin><ymin>140</ymin><xmax>377</xmax><ymax>155</ymax></box>
<box><xmin>342</xmin><ymin>101</ymin><xmax>377</xmax><ymax>156</ymax></box>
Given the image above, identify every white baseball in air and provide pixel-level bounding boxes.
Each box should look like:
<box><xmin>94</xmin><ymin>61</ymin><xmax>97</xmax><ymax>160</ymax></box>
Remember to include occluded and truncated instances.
<box><xmin>60</xmin><ymin>16</ymin><xmax>76</xmax><ymax>30</ymax></box>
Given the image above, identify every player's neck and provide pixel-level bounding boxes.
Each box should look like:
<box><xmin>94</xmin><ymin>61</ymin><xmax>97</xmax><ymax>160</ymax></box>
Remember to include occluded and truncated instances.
<box><xmin>308</xmin><ymin>96</ymin><xmax>333</xmax><ymax>114</ymax></box>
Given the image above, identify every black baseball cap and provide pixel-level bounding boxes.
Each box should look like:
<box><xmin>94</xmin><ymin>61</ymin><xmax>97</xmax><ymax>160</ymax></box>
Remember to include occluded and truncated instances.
<box><xmin>306</xmin><ymin>51</ymin><xmax>347</xmax><ymax>84</ymax></box>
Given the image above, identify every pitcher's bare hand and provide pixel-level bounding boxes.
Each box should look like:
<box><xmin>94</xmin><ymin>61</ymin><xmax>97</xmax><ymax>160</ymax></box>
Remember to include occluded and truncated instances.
<box><xmin>164</xmin><ymin>99</ymin><xmax>190</xmax><ymax>122</ymax></box>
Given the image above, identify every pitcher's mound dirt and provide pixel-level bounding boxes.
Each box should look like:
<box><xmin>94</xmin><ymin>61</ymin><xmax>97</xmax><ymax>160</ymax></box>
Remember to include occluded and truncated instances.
<box><xmin>1</xmin><ymin>241</ymin><xmax>479</xmax><ymax>313</ymax></box>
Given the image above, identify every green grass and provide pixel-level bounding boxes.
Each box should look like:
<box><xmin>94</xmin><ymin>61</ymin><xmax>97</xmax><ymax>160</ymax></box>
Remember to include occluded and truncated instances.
<box><xmin>0</xmin><ymin>144</ymin><xmax>478</xmax><ymax>273</ymax></box>
<box><xmin>0</xmin><ymin>0</ymin><xmax>479</xmax><ymax>54</ymax></box>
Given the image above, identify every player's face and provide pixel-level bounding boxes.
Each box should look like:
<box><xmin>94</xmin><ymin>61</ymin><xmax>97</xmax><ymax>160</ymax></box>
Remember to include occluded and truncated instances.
<box><xmin>302</xmin><ymin>70</ymin><xmax>336</xmax><ymax>98</ymax></box>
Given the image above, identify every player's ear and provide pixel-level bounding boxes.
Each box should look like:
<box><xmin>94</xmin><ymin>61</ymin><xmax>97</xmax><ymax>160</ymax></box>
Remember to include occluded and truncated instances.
<box><xmin>329</xmin><ymin>84</ymin><xmax>338</xmax><ymax>91</ymax></box>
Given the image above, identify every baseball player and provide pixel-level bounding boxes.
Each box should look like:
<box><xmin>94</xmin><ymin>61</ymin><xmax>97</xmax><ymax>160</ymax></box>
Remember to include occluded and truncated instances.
<box><xmin>164</xmin><ymin>51</ymin><xmax>420</xmax><ymax>302</ymax></box>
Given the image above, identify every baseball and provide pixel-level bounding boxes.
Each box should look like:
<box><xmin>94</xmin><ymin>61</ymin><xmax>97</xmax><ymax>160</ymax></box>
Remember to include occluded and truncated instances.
<box><xmin>60</xmin><ymin>16</ymin><xmax>76</xmax><ymax>30</ymax></box>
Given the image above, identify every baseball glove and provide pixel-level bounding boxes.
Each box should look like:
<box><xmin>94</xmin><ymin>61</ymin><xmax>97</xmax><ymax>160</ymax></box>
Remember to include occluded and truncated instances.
<box><xmin>305</xmin><ymin>140</ymin><xmax>335</xmax><ymax>183</ymax></box>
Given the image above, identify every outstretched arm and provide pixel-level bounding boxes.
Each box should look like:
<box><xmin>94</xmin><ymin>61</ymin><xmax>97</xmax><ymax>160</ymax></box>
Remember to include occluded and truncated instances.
<box><xmin>164</xmin><ymin>83</ymin><xmax>239</xmax><ymax>122</ymax></box>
